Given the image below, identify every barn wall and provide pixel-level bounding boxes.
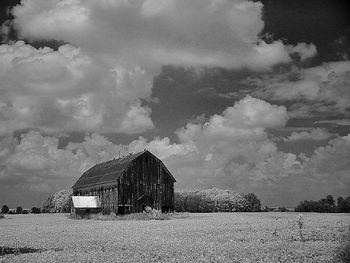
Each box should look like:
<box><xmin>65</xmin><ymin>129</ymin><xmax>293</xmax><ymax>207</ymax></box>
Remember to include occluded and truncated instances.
<box><xmin>117</xmin><ymin>152</ymin><xmax>174</xmax><ymax>213</ymax></box>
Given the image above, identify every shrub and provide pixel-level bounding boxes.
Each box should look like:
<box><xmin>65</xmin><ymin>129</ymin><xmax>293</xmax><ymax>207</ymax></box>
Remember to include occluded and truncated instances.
<box><xmin>31</xmin><ymin>207</ymin><xmax>41</xmax><ymax>214</ymax></box>
<box><xmin>1</xmin><ymin>205</ymin><xmax>9</xmax><ymax>214</ymax></box>
<box><xmin>16</xmin><ymin>206</ymin><xmax>23</xmax><ymax>214</ymax></box>
<box><xmin>0</xmin><ymin>214</ymin><xmax>4</xmax><ymax>219</ymax></box>
<box><xmin>279</xmin><ymin>207</ymin><xmax>287</xmax><ymax>212</ymax></box>
<box><xmin>296</xmin><ymin>214</ymin><xmax>305</xmax><ymax>242</ymax></box>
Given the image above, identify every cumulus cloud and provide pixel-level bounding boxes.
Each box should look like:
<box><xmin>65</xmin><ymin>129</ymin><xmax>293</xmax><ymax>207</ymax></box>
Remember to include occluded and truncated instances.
<box><xmin>283</xmin><ymin>128</ymin><xmax>332</xmax><ymax>142</ymax></box>
<box><xmin>244</xmin><ymin>61</ymin><xmax>350</xmax><ymax>117</ymax></box>
<box><xmin>11</xmin><ymin>0</ymin><xmax>315</xmax><ymax>70</ymax></box>
<box><xmin>1</xmin><ymin>96</ymin><xmax>349</xmax><ymax>206</ymax></box>
<box><xmin>124</xmin><ymin>96</ymin><xmax>294</xmax><ymax>191</ymax></box>
<box><xmin>0</xmin><ymin>0</ymin><xmax>319</xmax><ymax>136</ymax></box>
<box><xmin>0</xmin><ymin>131</ymin><xmax>130</xmax><ymax>193</ymax></box>
<box><xmin>1</xmin><ymin>0</ymin><xmax>337</xmax><ymax>207</ymax></box>
<box><xmin>0</xmin><ymin>97</ymin><xmax>292</xmax><ymax>204</ymax></box>
<box><xmin>286</xmin><ymin>43</ymin><xmax>317</xmax><ymax>61</ymax></box>
<box><xmin>0</xmin><ymin>41</ymin><xmax>154</xmax><ymax>135</ymax></box>
<box><xmin>301</xmin><ymin>135</ymin><xmax>350</xmax><ymax>193</ymax></box>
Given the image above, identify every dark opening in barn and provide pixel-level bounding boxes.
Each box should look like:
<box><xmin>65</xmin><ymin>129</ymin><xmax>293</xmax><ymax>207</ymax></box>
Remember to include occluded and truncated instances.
<box><xmin>72</xmin><ymin>150</ymin><xmax>176</xmax><ymax>214</ymax></box>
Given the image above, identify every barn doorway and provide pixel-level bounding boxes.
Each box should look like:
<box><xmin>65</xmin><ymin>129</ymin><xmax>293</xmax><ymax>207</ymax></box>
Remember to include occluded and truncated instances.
<box><xmin>118</xmin><ymin>205</ymin><xmax>131</xmax><ymax>215</ymax></box>
<box><xmin>137</xmin><ymin>195</ymin><xmax>153</xmax><ymax>212</ymax></box>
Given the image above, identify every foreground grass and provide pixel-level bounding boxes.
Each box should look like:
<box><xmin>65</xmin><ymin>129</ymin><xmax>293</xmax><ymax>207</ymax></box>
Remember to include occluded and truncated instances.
<box><xmin>70</xmin><ymin>210</ymin><xmax>177</xmax><ymax>221</ymax></box>
<box><xmin>0</xmin><ymin>213</ymin><xmax>349</xmax><ymax>262</ymax></box>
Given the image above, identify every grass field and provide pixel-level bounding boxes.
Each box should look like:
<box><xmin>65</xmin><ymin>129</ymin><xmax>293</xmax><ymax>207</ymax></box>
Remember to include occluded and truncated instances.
<box><xmin>0</xmin><ymin>213</ymin><xmax>349</xmax><ymax>262</ymax></box>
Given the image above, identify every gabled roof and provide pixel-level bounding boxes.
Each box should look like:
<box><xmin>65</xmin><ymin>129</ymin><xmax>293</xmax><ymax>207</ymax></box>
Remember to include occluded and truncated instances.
<box><xmin>72</xmin><ymin>196</ymin><xmax>101</xmax><ymax>208</ymax></box>
<box><xmin>72</xmin><ymin>150</ymin><xmax>175</xmax><ymax>189</ymax></box>
<box><xmin>72</xmin><ymin>151</ymin><xmax>144</xmax><ymax>189</ymax></box>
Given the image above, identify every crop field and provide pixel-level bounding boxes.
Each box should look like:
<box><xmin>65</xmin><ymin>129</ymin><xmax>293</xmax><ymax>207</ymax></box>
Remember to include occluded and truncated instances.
<box><xmin>0</xmin><ymin>213</ymin><xmax>349</xmax><ymax>262</ymax></box>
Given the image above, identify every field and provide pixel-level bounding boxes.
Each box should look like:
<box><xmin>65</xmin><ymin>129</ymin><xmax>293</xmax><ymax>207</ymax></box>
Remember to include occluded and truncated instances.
<box><xmin>0</xmin><ymin>213</ymin><xmax>349</xmax><ymax>262</ymax></box>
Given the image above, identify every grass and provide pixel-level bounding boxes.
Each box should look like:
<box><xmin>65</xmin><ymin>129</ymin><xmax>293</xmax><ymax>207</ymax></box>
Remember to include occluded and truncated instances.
<box><xmin>0</xmin><ymin>213</ymin><xmax>349</xmax><ymax>262</ymax></box>
<box><xmin>69</xmin><ymin>210</ymin><xmax>173</xmax><ymax>221</ymax></box>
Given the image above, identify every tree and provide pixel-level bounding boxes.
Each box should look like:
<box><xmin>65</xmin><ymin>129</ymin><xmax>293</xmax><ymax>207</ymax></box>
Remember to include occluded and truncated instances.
<box><xmin>296</xmin><ymin>195</ymin><xmax>350</xmax><ymax>213</ymax></box>
<box><xmin>337</xmin><ymin>196</ymin><xmax>350</xmax><ymax>213</ymax></box>
<box><xmin>1</xmin><ymin>205</ymin><xmax>9</xmax><ymax>214</ymax></box>
<box><xmin>244</xmin><ymin>193</ymin><xmax>261</xmax><ymax>212</ymax></box>
<box><xmin>174</xmin><ymin>188</ymin><xmax>250</xmax><ymax>212</ymax></box>
<box><xmin>16</xmin><ymin>206</ymin><xmax>23</xmax><ymax>214</ymax></box>
<box><xmin>326</xmin><ymin>195</ymin><xmax>335</xmax><ymax>206</ymax></box>
<box><xmin>42</xmin><ymin>189</ymin><xmax>73</xmax><ymax>213</ymax></box>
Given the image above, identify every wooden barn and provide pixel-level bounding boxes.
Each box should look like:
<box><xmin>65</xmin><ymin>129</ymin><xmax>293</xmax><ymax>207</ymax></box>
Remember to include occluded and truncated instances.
<box><xmin>72</xmin><ymin>150</ymin><xmax>175</xmax><ymax>214</ymax></box>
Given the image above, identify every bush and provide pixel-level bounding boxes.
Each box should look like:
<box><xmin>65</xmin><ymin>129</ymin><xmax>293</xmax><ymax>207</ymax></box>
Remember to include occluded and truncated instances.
<box><xmin>1</xmin><ymin>205</ymin><xmax>9</xmax><ymax>214</ymax></box>
<box><xmin>31</xmin><ymin>207</ymin><xmax>41</xmax><ymax>214</ymax></box>
<box><xmin>0</xmin><ymin>214</ymin><xmax>4</xmax><ymax>219</ymax></box>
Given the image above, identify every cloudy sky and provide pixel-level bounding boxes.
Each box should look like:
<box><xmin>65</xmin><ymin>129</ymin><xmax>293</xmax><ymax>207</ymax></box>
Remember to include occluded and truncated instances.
<box><xmin>0</xmin><ymin>0</ymin><xmax>349</xmax><ymax>208</ymax></box>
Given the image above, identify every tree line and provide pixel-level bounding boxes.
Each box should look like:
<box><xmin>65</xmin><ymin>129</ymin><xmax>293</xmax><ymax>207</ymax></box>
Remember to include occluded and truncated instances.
<box><xmin>174</xmin><ymin>188</ymin><xmax>262</xmax><ymax>212</ymax></box>
<box><xmin>1</xmin><ymin>205</ymin><xmax>41</xmax><ymax>214</ymax></box>
<box><xmin>295</xmin><ymin>195</ymin><xmax>350</xmax><ymax>213</ymax></box>
<box><xmin>2</xmin><ymin>190</ymin><xmax>349</xmax><ymax>214</ymax></box>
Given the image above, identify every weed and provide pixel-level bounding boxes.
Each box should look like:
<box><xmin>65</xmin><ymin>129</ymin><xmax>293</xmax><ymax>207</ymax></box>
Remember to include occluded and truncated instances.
<box><xmin>297</xmin><ymin>214</ymin><xmax>305</xmax><ymax>242</ymax></box>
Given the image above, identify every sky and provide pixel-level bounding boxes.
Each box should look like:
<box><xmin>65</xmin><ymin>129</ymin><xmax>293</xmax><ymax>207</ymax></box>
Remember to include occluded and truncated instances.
<box><xmin>0</xmin><ymin>0</ymin><xmax>349</xmax><ymax>208</ymax></box>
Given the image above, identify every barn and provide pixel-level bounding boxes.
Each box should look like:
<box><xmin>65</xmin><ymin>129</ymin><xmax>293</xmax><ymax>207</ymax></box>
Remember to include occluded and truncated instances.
<box><xmin>72</xmin><ymin>150</ymin><xmax>175</xmax><ymax>214</ymax></box>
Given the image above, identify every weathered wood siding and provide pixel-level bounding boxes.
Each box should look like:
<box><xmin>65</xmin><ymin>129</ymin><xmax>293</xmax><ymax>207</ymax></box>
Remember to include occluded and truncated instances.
<box><xmin>73</xmin><ymin>151</ymin><xmax>174</xmax><ymax>214</ymax></box>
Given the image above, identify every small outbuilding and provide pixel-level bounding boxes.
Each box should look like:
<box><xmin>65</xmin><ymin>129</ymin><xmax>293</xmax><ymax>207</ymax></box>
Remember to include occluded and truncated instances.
<box><xmin>72</xmin><ymin>196</ymin><xmax>101</xmax><ymax>215</ymax></box>
<box><xmin>72</xmin><ymin>150</ymin><xmax>175</xmax><ymax>214</ymax></box>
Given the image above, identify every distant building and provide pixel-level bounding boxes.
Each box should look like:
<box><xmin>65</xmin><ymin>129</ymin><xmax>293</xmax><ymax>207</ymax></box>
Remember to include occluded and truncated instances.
<box><xmin>267</xmin><ymin>206</ymin><xmax>295</xmax><ymax>212</ymax></box>
<box><xmin>72</xmin><ymin>150</ymin><xmax>176</xmax><ymax>214</ymax></box>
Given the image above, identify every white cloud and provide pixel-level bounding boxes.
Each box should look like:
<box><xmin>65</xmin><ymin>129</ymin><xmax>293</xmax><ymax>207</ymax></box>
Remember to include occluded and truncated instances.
<box><xmin>283</xmin><ymin>128</ymin><xmax>332</xmax><ymax>142</ymax></box>
<box><xmin>0</xmin><ymin>0</ymin><xmax>319</xmax><ymax>136</ymax></box>
<box><xmin>301</xmin><ymin>135</ymin><xmax>350</xmax><ymax>192</ymax></box>
<box><xmin>119</xmin><ymin>102</ymin><xmax>154</xmax><ymax>134</ymax></box>
<box><xmin>0</xmin><ymin>97</ymin><xmax>293</xmax><ymax>201</ymax></box>
<box><xmin>0</xmin><ymin>41</ymin><xmax>154</xmax><ymax>135</ymax></box>
<box><xmin>0</xmin><ymin>98</ymin><xmax>349</xmax><ymax>206</ymax></box>
<box><xmin>12</xmin><ymin>0</ymin><xmax>315</xmax><ymax>70</ymax></box>
<box><xmin>286</xmin><ymin>43</ymin><xmax>317</xmax><ymax>61</ymax></box>
<box><xmin>246</xmin><ymin>61</ymin><xmax>350</xmax><ymax>117</ymax></box>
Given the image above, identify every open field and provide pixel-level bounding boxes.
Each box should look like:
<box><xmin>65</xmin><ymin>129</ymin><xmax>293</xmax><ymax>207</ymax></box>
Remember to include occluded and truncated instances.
<box><xmin>0</xmin><ymin>213</ymin><xmax>349</xmax><ymax>262</ymax></box>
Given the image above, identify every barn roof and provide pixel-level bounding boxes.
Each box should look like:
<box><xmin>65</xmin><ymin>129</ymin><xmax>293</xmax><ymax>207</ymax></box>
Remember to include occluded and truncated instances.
<box><xmin>72</xmin><ymin>196</ymin><xmax>101</xmax><ymax>208</ymax></box>
<box><xmin>72</xmin><ymin>150</ymin><xmax>175</xmax><ymax>189</ymax></box>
